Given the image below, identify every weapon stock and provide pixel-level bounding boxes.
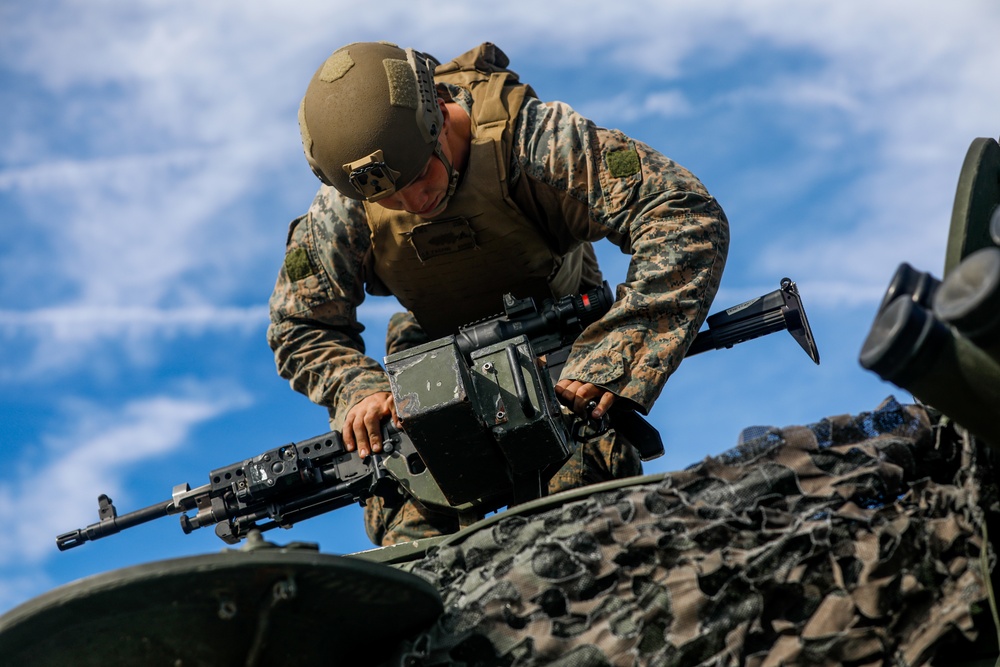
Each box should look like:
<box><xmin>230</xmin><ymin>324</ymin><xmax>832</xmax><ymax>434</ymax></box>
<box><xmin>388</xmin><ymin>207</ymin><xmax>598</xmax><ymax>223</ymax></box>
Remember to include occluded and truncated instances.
<box><xmin>686</xmin><ymin>278</ymin><xmax>820</xmax><ymax>364</ymax></box>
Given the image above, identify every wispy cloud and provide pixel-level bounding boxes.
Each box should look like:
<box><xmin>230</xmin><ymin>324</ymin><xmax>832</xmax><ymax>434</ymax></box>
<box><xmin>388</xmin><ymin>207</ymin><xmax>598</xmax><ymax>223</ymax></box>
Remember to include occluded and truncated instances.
<box><xmin>0</xmin><ymin>305</ymin><xmax>268</xmax><ymax>337</ymax></box>
<box><xmin>0</xmin><ymin>383</ymin><xmax>252</xmax><ymax>607</ymax></box>
<box><xmin>1</xmin><ymin>0</ymin><xmax>995</xmax><ymax>391</ymax></box>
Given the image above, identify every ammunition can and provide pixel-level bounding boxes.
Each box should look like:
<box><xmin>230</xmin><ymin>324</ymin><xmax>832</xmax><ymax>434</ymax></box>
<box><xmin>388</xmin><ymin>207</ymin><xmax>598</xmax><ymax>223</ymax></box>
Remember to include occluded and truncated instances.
<box><xmin>468</xmin><ymin>336</ymin><xmax>571</xmax><ymax>475</ymax></box>
<box><xmin>385</xmin><ymin>336</ymin><xmax>511</xmax><ymax>507</ymax></box>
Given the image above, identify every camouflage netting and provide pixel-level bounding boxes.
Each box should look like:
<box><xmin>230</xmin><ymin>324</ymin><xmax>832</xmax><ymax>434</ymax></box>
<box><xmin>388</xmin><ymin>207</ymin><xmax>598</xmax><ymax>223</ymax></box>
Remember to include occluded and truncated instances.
<box><xmin>380</xmin><ymin>398</ymin><xmax>1000</xmax><ymax>667</ymax></box>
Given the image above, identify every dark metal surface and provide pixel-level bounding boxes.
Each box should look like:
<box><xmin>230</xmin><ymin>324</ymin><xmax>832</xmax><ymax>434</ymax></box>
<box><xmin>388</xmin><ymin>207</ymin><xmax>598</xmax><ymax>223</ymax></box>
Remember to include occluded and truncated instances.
<box><xmin>946</xmin><ymin>136</ymin><xmax>1000</xmax><ymax>275</ymax></box>
<box><xmin>0</xmin><ymin>548</ymin><xmax>442</xmax><ymax>667</ymax></box>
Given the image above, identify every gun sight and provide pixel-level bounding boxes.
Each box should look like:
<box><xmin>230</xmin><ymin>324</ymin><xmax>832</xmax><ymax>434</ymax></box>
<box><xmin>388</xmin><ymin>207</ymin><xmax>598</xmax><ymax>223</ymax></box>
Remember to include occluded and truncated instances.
<box><xmin>455</xmin><ymin>282</ymin><xmax>614</xmax><ymax>359</ymax></box>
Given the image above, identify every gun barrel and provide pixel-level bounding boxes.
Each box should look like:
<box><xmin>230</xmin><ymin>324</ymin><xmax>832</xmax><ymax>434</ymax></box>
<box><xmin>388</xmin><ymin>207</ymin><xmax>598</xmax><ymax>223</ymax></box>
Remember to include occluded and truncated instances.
<box><xmin>56</xmin><ymin>498</ymin><xmax>176</xmax><ymax>551</ymax></box>
<box><xmin>55</xmin><ymin>428</ymin><xmax>393</xmax><ymax>550</ymax></box>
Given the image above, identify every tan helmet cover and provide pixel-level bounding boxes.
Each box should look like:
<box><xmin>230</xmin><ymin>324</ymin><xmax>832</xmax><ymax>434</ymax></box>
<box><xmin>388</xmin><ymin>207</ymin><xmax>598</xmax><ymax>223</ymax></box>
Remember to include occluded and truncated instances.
<box><xmin>299</xmin><ymin>42</ymin><xmax>443</xmax><ymax>201</ymax></box>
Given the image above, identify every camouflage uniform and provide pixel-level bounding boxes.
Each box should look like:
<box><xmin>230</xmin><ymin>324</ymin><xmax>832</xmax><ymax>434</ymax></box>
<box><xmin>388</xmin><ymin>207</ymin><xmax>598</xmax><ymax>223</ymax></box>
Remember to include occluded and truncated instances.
<box><xmin>268</xmin><ymin>48</ymin><xmax>729</xmax><ymax>546</ymax></box>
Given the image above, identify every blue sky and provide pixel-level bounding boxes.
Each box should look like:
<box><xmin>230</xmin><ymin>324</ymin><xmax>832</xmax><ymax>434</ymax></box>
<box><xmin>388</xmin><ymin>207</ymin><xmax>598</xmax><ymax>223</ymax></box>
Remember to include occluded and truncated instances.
<box><xmin>3</xmin><ymin>0</ymin><xmax>999</xmax><ymax>614</ymax></box>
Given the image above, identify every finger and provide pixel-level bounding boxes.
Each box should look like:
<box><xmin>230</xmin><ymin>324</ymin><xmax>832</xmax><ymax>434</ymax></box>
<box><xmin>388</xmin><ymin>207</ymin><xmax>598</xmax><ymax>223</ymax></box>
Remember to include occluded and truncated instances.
<box><xmin>342</xmin><ymin>415</ymin><xmax>357</xmax><ymax>452</ymax></box>
<box><xmin>352</xmin><ymin>418</ymin><xmax>371</xmax><ymax>458</ymax></box>
<box><xmin>555</xmin><ymin>379</ymin><xmax>584</xmax><ymax>409</ymax></box>
<box><xmin>364</xmin><ymin>410</ymin><xmax>382</xmax><ymax>453</ymax></box>
<box><xmin>590</xmin><ymin>391</ymin><xmax>616</xmax><ymax>418</ymax></box>
<box><xmin>572</xmin><ymin>384</ymin><xmax>599</xmax><ymax>415</ymax></box>
<box><xmin>568</xmin><ymin>383</ymin><xmax>605</xmax><ymax>417</ymax></box>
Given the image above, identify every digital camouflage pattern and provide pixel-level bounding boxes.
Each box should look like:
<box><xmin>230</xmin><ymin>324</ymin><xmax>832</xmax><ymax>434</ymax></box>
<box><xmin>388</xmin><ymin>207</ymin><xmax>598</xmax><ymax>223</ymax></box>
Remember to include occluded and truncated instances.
<box><xmin>267</xmin><ymin>51</ymin><xmax>729</xmax><ymax>429</ymax></box>
<box><xmin>379</xmin><ymin>398</ymin><xmax>999</xmax><ymax>666</ymax></box>
<box><xmin>365</xmin><ymin>431</ymin><xmax>644</xmax><ymax>546</ymax></box>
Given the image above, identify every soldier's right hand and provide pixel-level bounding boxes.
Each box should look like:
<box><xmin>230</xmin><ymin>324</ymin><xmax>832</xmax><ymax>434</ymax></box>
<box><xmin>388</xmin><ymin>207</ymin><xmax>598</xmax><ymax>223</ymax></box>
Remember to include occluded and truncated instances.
<box><xmin>343</xmin><ymin>392</ymin><xmax>398</xmax><ymax>458</ymax></box>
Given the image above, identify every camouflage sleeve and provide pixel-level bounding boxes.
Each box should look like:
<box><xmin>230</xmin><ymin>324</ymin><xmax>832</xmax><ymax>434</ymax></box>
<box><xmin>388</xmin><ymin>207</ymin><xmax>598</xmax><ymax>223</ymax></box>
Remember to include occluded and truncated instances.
<box><xmin>511</xmin><ymin>98</ymin><xmax>730</xmax><ymax>413</ymax></box>
<box><xmin>266</xmin><ymin>186</ymin><xmax>393</xmax><ymax>429</ymax></box>
<box><xmin>385</xmin><ymin>311</ymin><xmax>431</xmax><ymax>356</ymax></box>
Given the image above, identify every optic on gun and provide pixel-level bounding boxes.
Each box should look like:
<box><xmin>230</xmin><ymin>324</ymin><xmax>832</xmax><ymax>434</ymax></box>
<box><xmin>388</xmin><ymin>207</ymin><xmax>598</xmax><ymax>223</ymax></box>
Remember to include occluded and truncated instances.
<box><xmin>455</xmin><ymin>282</ymin><xmax>614</xmax><ymax>359</ymax></box>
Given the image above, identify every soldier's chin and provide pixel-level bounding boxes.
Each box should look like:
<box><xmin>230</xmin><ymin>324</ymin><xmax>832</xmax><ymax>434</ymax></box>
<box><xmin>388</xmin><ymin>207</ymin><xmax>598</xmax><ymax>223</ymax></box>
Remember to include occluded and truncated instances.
<box><xmin>415</xmin><ymin>197</ymin><xmax>448</xmax><ymax>219</ymax></box>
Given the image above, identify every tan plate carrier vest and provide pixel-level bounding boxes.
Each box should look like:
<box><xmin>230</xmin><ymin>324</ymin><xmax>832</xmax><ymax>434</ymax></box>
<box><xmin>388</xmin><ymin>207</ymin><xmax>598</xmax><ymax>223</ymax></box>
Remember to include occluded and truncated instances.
<box><xmin>363</xmin><ymin>43</ymin><xmax>595</xmax><ymax>338</ymax></box>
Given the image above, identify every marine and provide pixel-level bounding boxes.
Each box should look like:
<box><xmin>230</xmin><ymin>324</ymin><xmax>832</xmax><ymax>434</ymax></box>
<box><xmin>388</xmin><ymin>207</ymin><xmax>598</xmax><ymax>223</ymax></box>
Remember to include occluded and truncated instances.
<box><xmin>267</xmin><ymin>41</ymin><xmax>730</xmax><ymax>545</ymax></box>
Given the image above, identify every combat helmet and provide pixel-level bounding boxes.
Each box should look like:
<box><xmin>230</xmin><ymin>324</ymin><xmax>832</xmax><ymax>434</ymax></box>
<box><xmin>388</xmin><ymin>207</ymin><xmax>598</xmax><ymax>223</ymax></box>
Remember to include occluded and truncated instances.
<box><xmin>299</xmin><ymin>41</ymin><xmax>458</xmax><ymax>202</ymax></box>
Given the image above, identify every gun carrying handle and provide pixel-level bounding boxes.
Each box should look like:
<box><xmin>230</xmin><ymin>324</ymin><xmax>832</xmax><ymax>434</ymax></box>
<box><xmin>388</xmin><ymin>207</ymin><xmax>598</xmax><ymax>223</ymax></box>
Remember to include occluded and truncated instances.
<box><xmin>505</xmin><ymin>344</ymin><xmax>535</xmax><ymax>417</ymax></box>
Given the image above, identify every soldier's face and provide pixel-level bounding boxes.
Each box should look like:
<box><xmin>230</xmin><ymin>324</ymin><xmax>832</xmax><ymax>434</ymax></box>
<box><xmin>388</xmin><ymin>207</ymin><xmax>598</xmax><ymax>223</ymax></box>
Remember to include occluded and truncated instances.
<box><xmin>373</xmin><ymin>98</ymin><xmax>458</xmax><ymax>219</ymax></box>
<box><xmin>374</xmin><ymin>154</ymin><xmax>450</xmax><ymax>219</ymax></box>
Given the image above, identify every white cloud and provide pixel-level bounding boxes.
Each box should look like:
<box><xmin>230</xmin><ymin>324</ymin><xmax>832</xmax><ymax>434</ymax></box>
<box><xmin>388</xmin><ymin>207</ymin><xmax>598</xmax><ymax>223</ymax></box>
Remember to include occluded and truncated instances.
<box><xmin>6</xmin><ymin>1</ymin><xmax>998</xmax><ymax>305</ymax></box>
<box><xmin>701</xmin><ymin>5</ymin><xmax>1000</xmax><ymax>301</ymax></box>
<box><xmin>578</xmin><ymin>90</ymin><xmax>693</xmax><ymax>125</ymax></box>
<box><xmin>0</xmin><ymin>1</ymin><xmax>995</xmax><ymax>381</ymax></box>
<box><xmin>0</xmin><ymin>384</ymin><xmax>252</xmax><ymax>569</ymax></box>
<box><xmin>0</xmin><ymin>304</ymin><xmax>268</xmax><ymax>382</ymax></box>
<box><xmin>0</xmin><ymin>304</ymin><xmax>267</xmax><ymax>338</ymax></box>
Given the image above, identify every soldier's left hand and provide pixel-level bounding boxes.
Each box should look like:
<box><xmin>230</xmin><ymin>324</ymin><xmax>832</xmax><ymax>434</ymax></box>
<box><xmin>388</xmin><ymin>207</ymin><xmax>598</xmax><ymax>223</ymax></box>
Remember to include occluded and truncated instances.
<box><xmin>554</xmin><ymin>379</ymin><xmax>616</xmax><ymax>420</ymax></box>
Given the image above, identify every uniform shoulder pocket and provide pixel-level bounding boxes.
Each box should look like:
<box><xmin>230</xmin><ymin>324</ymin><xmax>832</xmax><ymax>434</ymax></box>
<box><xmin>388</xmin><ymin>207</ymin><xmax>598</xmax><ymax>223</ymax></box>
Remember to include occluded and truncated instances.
<box><xmin>272</xmin><ymin>214</ymin><xmax>335</xmax><ymax>318</ymax></box>
<box><xmin>596</xmin><ymin>128</ymin><xmax>643</xmax><ymax>215</ymax></box>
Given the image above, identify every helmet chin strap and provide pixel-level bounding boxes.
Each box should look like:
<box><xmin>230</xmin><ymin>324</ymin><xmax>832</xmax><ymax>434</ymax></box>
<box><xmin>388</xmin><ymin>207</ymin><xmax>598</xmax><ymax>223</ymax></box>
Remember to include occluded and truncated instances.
<box><xmin>433</xmin><ymin>141</ymin><xmax>461</xmax><ymax>203</ymax></box>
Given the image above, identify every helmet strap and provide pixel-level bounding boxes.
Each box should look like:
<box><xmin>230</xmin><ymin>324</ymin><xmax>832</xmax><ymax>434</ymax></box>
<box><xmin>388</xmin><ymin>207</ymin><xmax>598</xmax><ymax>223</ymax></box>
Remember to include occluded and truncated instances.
<box><xmin>434</xmin><ymin>142</ymin><xmax>460</xmax><ymax>200</ymax></box>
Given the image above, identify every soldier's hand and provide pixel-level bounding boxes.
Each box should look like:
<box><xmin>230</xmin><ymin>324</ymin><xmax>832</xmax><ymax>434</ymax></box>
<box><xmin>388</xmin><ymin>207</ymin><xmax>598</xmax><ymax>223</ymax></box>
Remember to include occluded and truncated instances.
<box><xmin>554</xmin><ymin>379</ymin><xmax>616</xmax><ymax>420</ymax></box>
<box><xmin>343</xmin><ymin>392</ymin><xmax>398</xmax><ymax>458</ymax></box>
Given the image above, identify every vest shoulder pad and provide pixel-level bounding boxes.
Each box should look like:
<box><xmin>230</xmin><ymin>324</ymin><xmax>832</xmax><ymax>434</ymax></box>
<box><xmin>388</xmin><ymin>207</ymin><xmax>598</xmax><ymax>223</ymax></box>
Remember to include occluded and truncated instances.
<box><xmin>434</xmin><ymin>42</ymin><xmax>537</xmax><ymax>100</ymax></box>
<box><xmin>436</xmin><ymin>42</ymin><xmax>513</xmax><ymax>77</ymax></box>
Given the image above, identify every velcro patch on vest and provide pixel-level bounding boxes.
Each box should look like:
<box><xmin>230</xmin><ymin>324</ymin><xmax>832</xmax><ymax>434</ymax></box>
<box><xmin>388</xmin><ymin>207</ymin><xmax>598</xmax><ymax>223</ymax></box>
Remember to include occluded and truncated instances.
<box><xmin>606</xmin><ymin>147</ymin><xmax>641</xmax><ymax>178</ymax></box>
<box><xmin>284</xmin><ymin>247</ymin><xmax>316</xmax><ymax>282</ymax></box>
<box><xmin>407</xmin><ymin>218</ymin><xmax>478</xmax><ymax>261</ymax></box>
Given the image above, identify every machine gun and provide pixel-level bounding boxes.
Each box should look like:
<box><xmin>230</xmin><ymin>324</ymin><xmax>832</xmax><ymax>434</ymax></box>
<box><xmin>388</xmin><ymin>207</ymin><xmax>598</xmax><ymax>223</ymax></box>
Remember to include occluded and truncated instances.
<box><xmin>57</xmin><ymin>278</ymin><xmax>819</xmax><ymax>551</ymax></box>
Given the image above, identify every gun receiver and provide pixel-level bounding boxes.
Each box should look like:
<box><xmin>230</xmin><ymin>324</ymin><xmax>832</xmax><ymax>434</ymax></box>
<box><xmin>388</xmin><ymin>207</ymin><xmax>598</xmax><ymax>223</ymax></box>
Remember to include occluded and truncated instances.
<box><xmin>455</xmin><ymin>282</ymin><xmax>615</xmax><ymax>360</ymax></box>
<box><xmin>58</xmin><ymin>279</ymin><xmax>819</xmax><ymax>550</ymax></box>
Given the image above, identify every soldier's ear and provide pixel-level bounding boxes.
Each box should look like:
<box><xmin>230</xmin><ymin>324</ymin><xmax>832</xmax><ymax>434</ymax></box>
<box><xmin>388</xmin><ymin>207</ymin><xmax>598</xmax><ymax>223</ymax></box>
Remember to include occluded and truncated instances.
<box><xmin>438</xmin><ymin>98</ymin><xmax>450</xmax><ymax>125</ymax></box>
